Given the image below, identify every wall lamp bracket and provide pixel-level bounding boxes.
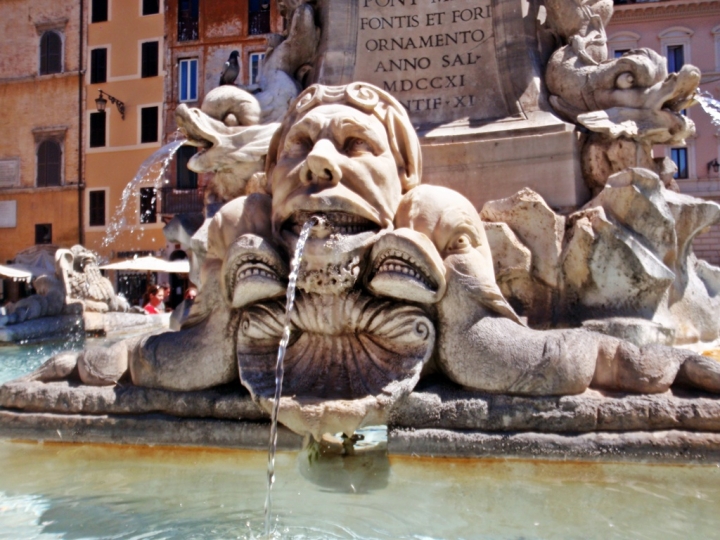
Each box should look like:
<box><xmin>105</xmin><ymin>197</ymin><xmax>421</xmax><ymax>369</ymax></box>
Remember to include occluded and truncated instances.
<box><xmin>95</xmin><ymin>90</ymin><xmax>125</xmax><ymax>120</ymax></box>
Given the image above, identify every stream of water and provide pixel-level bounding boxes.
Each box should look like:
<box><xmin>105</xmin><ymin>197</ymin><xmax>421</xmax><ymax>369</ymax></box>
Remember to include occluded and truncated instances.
<box><xmin>101</xmin><ymin>138</ymin><xmax>186</xmax><ymax>249</ymax></box>
<box><xmin>264</xmin><ymin>217</ymin><xmax>319</xmax><ymax>538</ymax></box>
<box><xmin>695</xmin><ymin>90</ymin><xmax>720</xmax><ymax>129</ymax></box>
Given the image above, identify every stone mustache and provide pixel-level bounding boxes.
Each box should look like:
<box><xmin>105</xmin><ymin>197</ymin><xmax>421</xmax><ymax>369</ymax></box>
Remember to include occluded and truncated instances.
<box><xmin>30</xmin><ymin>83</ymin><xmax>720</xmax><ymax>441</ymax></box>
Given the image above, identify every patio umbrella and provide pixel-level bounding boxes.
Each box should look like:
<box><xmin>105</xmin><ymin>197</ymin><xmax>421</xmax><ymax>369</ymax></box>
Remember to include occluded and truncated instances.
<box><xmin>99</xmin><ymin>256</ymin><xmax>190</xmax><ymax>274</ymax></box>
<box><xmin>0</xmin><ymin>264</ymin><xmax>33</xmax><ymax>282</ymax></box>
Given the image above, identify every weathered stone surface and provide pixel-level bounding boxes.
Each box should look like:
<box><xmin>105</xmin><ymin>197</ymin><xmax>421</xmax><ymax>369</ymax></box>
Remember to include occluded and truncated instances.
<box><xmin>389</xmin><ymin>382</ymin><xmax>720</xmax><ymax>432</ymax></box>
<box><xmin>0</xmin><ymin>410</ymin><xmax>301</xmax><ymax>451</ymax></box>
<box><xmin>582</xmin><ymin>317</ymin><xmax>675</xmax><ymax>347</ymax></box>
<box><xmin>484</xmin><ymin>221</ymin><xmax>552</xmax><ymax>325</ymax></box>
<box><xmin>3</xmin><ymin>380</ymin><xmax>720</xmax><ymax>460</ymax></box>
<box><xmin>0</xmin><ymin>380</ymin><xmax>266</xmax><ymax>420</ymax></box>
<box><xmin>481</xmin><ymin>188</ymin><xmax>565</xmax><ymax>289</ymax></box>
<box><xmin>6</xmin><ymin>379</ymin><xmax>720</xmax><ymax>435</ymax></box>
<box><xmin>562</xmin><ymin>207</ymin><xmax>675</xmax><ymax>319</ymax></box>
<box><xmin>388</xmin><ymin>428</ymin><xmax>720</xmax><ymax>462</ymax></box>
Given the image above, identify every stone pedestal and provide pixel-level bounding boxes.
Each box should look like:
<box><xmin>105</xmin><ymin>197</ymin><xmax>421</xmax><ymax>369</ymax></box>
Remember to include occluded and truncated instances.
<box><xmin>314</xmin><ymin>0</ymin><xmax>587</xmax><ymax>209</ymax></box>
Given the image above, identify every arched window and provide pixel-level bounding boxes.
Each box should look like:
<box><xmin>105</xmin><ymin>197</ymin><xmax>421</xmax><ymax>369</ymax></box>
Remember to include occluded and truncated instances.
<box><xmin>39</xmin><ymin>31</ymin><xmax>62</xmax><ymax>75</ymax></box>
<box><xmin>37</xmin><ymin>140</ymin><xmax>62</xmax><ymax>187</ymax></box>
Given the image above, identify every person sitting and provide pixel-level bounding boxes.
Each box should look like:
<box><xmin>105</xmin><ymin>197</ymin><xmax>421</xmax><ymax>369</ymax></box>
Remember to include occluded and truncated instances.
<box><xmin>143</xmin><ymin>285</ymin><xmax>164</xmax><ymax>315</ymax></box>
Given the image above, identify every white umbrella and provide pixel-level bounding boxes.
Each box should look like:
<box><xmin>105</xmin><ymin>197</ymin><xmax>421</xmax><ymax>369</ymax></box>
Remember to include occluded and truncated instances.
<box><xmin>100</xmin><ymin>256</ymin><xmax>190</xmax><ymax>274</ymax></box>
<box><xmin>0</xmin><ymin>264</ymin><xmax>33</xmax><ymax>282</ymax></box>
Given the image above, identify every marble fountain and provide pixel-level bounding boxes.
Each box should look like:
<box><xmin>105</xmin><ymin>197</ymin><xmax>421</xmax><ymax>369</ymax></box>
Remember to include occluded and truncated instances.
<box><xmin>2</xmin><ymin>0</ymin><xmax>720</xmax><ymax>537</ymax></box>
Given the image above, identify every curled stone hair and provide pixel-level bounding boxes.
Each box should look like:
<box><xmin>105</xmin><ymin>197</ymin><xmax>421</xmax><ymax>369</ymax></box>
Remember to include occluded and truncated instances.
<box><xmin>266</xmin><ymin>82</ymin><xmax>422</xmax><ymax>193</ymax></box>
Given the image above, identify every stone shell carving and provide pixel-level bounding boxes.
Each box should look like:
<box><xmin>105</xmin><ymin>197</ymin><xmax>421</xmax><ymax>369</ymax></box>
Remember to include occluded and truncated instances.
<box><xmin>237</xmin><ymin>292</ymin><xmax>434</xmax><ymax>400</ymax></box>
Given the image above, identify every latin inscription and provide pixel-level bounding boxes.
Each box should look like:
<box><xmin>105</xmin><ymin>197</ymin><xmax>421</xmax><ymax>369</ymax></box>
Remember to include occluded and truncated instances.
<box><xmin>355</xmin><ymin>0</ymin><xmax>508</xmax><ymax>124</ymax></box>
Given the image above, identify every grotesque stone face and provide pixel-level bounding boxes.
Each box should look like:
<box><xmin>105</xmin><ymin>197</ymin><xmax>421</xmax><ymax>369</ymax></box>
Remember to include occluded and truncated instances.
<box><xmin>231</xmin><ymin>83</ymin><xmax>433</xmax><ymax>439</ymax></box>
<box><xmin>395</xmin><ymin>185</ymin><xmax>498</xmax><ymax>291</ymax></box>
<box><xmin>269</xmin><ymin>104</ymin><xmax>401</xmax><ymax>294</ymax></box>
<box><xmin>393</xmin><ymin>185</ymin><xmax>522</xmax><ymax>324</ymax></box>
<box><xmin>271</xmin><ymin>103</ymin><xmax>402</xmax><ymax>234</ymax></box>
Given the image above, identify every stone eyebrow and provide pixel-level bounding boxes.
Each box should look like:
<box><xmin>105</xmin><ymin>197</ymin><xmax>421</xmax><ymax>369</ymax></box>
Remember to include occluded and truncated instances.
<box><xmin>334</xmin><ymin>116</ymin><xmax>386</xmax><ymax>151</ymax></box>
<box><xmin>284</xmin><ymin>115</ymin><xmax>320</xmax><ymax>142</ymax></box>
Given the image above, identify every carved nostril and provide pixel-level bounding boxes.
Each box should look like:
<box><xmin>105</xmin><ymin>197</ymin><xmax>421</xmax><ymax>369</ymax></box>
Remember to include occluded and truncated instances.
<box><xmin>324</xmin><ymin>168</ymin><xmax>332</xmax><ymax>179</ymax></box>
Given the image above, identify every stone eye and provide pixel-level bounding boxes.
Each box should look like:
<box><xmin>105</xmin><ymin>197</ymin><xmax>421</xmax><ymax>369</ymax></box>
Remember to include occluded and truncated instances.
<box><xmin>344</xmin><ymin>137</ymin><xmax>373</xmax><ymax>156</ymax></box>
<box><xmin>285</xmin><ymin>134</ymin><xmax>312</xmax><ymax>157</ymax></box>
<box><xmin>447</xmin><ymin>234</ymin><xmax>472</xmax><ymax>253</ymax></box>
<box><xmin>615</xmin><ymin>72</ymin><xmax>635</xmax><ymax>90</ymax></box>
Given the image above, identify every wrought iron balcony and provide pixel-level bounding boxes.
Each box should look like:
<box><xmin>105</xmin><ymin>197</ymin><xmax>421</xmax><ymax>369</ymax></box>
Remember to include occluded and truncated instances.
<box><xmin>249</xmin><ymin>11</ymin><xmax>270</xmax><ymax>35</ymax></box>
<box><xmin>178</xmin><ymin>16</ymin><xmax>199</xmax><ymax>42</ymax></box>
<box><xmin>160</xmin><ymin>186</ymin><xmax>204</xmax><ymax>215</ymax></box>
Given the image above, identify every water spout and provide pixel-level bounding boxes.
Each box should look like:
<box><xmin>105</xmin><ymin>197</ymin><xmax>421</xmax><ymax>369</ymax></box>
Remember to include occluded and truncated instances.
<box><xmin>264</xmin><ymin>215</ymin><xmax>319</xmax><ymax>538</ymax></box>
<box><xmin>695</xmin><ymin>90</ymin><xmax>720</xmax><ymax>129</ymax></box>
<box><xmin>102</xmin><ymin>136</ymin><xmax>186</xmax><ymax>248</ymax></box>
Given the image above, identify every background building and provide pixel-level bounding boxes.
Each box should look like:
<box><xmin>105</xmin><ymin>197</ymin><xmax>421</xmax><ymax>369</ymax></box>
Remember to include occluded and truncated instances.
<box><xmin>84</xmin><ymin>0</ymin><xmax>167</xmax><ymax>304</ymax></box>
<box><xmin>162</xmin><ymin>0</ymin><xmax>283</xmax><ymax>204</ymax></box>
<box><xmin>0</xmin><ymin>0</ymin><xmax>83</xmax><ymax>264</ymax></box>
<box><xmin>609</xmin><ymin>0</ymin><xmax>720</xmax><ymax>263</ymax></box>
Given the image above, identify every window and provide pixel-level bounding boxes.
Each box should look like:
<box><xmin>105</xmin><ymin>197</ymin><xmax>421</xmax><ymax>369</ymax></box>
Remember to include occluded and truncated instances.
<box><xmin>176</xmin><ymin>146</ymin><xmax>198</xmax><ymax>189</ymax></box>
<box><xmin>178</xmin><ymin>0</ymin><xmax>199</xmax><ymax>42</ymax></box>
<box><xmin>249</xmin><ymin>52</ymin><xmax>265</xmax><ymax>85</ymax></box>
<box><xmin>39</xmin><ymin>31</ymin><xmax>62</xmax><ymax>75</ymax></box>
<box><xmin>140</xmin><ymin>187</ymin><xmax>157</xmax><ymax>224</ymax></box>
<box><xmin>660</xmin><ymin>27</ymin><xmax>692</xmax><ymax>74</ymax></box>
<box><xmin>140</xmin><ymin>107</ymin><xmax>159</xmax><ymax>143</ymax></box>
<box><xmin>249</xmin><ymin>0</ymin><xmax>270</xmax><ymax>35</ymax></box>
<box><xmin>141</xmin><ymin>41</ymin><xmax>159</xmax><ymax>78</ymax></box>
<box><xmin>92</xmin><ymin>0</ymin><xmax>109</xmax><ymax>23</ymax></box>
<box><xmin>36</xmin><ymin>140</ymin><xmax>62</xmax><ymax>187</ymax></box>
<box><xmin>667</xmin><ymin>45</ymin><xmax>684</xmax><ymax>73</ymax></box>
<box><xmin>35</xmin><ymin>224</ymin><xmax>52</xmax><ymax>245</ymax></box>
<box><xmin>90</xmin><ymin>112</ymin><xmax>106</xmax><ymax>147</ymax></box>
<box><xmin>143</xmin><ymin>0</ymin><xmax>160</xmax><ymax>15</ymax></box>
<box><xmin>608</xmin><ymin>31</ymin><xmax>639</xmax><ymax>59</ymax></box>
<box><xmin>671</xmin><ymin>147</ymin><xmax>688</xmax><ymax>179</ymax></box>
<box><xmin>179</xmin><ymin>58</ymin><xmax>198</xmax><ymax>102</ymax></box>
<box><xmin>89</xmin><ymin>190</ymin><xmax>106</xmax><ymax>226</ymax></box>
<box><xmin>90</xmin><ymin>48</ymin><xmax>107</xmax><ymax>84</ymax></box>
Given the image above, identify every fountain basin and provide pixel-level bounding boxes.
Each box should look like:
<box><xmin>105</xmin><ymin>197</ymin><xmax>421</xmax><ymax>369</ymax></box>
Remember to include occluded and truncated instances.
<box><xmin>1</xmin><ymin>437</ymin><xmax>720</xmax><ymax>538</ymax></box>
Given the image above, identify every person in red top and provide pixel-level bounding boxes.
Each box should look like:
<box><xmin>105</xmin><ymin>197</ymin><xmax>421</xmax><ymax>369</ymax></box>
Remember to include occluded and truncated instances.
<box><xmin>143</xmin><ymin>285</ymin><xmax>164</xmax><ymax>315</ymax></box>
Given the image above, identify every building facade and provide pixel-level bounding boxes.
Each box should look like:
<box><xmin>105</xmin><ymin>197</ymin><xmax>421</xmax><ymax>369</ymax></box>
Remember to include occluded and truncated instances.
<box><xmin>162</xmin><ymin>0</ymin><xmax>283</xmax><ymax>200</ymax></box>
<box><xmin>609</xmin><ymin>0</ymin><xmax>720</xmax><ymax>264</ymax></box>
<box><xmin>83</xmin><ymin>0</ymin><xmax>166</xmax><ymax>265</ymax></box>
<box><xmin>0</xmin><ymin>0</ymin><xmax>83</xmax><ymax>264</ymax></box>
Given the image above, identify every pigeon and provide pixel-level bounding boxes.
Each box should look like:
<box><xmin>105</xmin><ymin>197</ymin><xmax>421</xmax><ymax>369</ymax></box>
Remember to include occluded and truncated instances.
<box><xmin>219</xmin><ymin>50</ymin><xmax>240</xmax><ymax>86</ymax></box>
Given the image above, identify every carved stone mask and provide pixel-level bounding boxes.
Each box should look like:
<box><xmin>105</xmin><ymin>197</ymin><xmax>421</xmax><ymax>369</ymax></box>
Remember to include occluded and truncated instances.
<box><xmin>266</xmin><ymin>83</ymin><xmax>422</xmax><ymax>294</ymax></box>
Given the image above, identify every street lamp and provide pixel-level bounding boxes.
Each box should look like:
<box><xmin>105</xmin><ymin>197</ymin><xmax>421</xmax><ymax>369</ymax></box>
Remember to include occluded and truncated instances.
<box><xmin>708</xmin><ymin>158</ymin><xmax>720</xmax><ymax>175</ymax></box>
<box><xmin>95</xmin><ymin>90</ymin><xmax>125</xmax><ymax>120</ymax></box>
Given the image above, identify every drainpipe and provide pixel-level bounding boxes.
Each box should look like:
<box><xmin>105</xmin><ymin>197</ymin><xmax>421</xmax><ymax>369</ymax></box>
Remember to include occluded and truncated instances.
<box><xmin>78</xmin><ymin>0</ymin><xmax>85</xmax><ymax>246</ymax></box>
